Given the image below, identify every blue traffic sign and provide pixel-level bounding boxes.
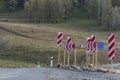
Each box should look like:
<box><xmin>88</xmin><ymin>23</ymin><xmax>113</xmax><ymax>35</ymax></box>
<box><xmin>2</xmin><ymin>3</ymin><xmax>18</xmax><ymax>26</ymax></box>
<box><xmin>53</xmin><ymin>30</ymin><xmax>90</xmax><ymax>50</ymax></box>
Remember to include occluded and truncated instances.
<box><xmin>97</xmin><ymin>42</ymin><xmax>104</xmax><ymax>50</ymax></box>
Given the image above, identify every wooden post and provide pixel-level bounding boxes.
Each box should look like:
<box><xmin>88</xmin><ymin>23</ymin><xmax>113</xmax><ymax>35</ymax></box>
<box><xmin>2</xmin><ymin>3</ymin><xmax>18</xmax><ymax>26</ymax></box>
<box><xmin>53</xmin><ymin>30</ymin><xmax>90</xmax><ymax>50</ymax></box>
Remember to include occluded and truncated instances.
<box><xmin>74</xmin><ymin>48</ymin><xmax>77</xmax><ymax>67</ymax></box>
<box><xmin>63</xmin><ymin>50</ymin><xmax>66</xmax><ymax>66</ymax></box>
<box><xmin>88</xmin><ymin>55</ymin><xmax>90</xmax><ymax>65</ymax></box>
<box><xmin>93</xmin><ymin>53</ymin><xmax>95</xmax><ymax>65</ymax></box>
<box><xmin>67</xmin><ymin>52</ymin><xmax>70</xmax><ymax>67</ymax></box>
<box><xmin>86</xmin><ymin>52</ymin><xmax>88</xmax><ymax>67</ymax></box>
<box><xmin>92</xmin><ymin>53</ymin><xmax>95</xmax><ymax>68</ymax></box>
<box><xmin>95</xmin><ymin>50</ymin><xmax>98</xmax><ymax>69</ymax></box>
<box><xmin>111</xmin><ymin>60</ymin><xmax>113</xmax><ymax>70</ymax></box>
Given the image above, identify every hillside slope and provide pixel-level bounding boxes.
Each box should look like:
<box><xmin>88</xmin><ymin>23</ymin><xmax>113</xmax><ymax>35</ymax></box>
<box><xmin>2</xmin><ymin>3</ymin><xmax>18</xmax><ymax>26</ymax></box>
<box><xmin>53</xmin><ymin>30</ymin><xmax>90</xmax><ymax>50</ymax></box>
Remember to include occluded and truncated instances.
<box><xmin>0</xmin><ymin>22</ymin><xmax>120</xmax><ymax>67</ymax></box>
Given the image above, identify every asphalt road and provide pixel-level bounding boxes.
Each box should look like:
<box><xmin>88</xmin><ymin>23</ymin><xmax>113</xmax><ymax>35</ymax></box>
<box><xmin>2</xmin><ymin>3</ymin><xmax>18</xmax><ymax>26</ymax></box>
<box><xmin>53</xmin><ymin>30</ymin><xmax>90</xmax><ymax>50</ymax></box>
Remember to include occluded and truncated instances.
<box><xmin>0</xmin><ymin>67</ymin><xmax>119</xmax><ymax>80</ymax></box>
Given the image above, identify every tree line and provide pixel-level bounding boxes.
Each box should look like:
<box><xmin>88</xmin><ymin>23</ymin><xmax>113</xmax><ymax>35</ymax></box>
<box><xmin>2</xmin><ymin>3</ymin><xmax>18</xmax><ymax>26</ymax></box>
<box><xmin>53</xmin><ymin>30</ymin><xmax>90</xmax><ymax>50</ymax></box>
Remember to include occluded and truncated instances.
<box><xmin>0</xmin><ymin>0</ymin><xmax>24</xmax><ymax>11</ymax></box>
<box><xmin>23</xmin><ymin>0</ymin><xmax>120</xmax><ymax>30</ymax></box>
<box><xmin>24</xmin><ymin>0</ymin><xmax>79</xmax><ymax>23</ymax></box>
<box><xmin>0</xmin><ymin>0</ymin><xmax>120</xmax><ymax>30</ymax></box>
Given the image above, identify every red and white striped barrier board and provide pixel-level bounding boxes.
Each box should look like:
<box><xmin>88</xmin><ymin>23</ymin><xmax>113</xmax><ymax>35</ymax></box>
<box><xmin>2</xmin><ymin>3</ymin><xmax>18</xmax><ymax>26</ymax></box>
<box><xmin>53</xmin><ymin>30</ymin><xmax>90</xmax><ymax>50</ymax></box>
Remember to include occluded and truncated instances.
<box><xmin>67</xmin><ymin>37</ymin><xmax>72</xmax><ymax>44</ymax></box>
<box><xmin>86</xmin><ymin>37</ymin><xmax>91</xmax><ymax>54</ymax></box>
<box><xmin>91</xmin><ymin>35</ymin><xmax>96</xmax><ymax>53</ymax></box>
<box><xmin>64</xmin><ymin>43</ymin><xmax>76</xmax><ymax>52</ymax></box>
<box><xmin>64</xmin><ymin>43</ymin><xmax>69</xmax><ymax>51</ymax></box>
<box><xmin>108</xmin><ymin>33</ymin><xmax>115</xmax><ymax>60</ymax></box>
<box><xmin>67</xmin><ymin>37</ymin><xmax>72</xmax><ymax>51</ymax></box>
<box><xmin>68</xmin><ymin>43</ymin><xmax>76</xmax><ymax>50</ymax></box>
<box><xmin>72</xmin><ymin>43</ymin><xmax>76</xmax><ymax>49</ymax></box>
<box><xmin>64</xmin><ymin>37</ymin><xmax>75</xmax><ymax>52</ymax></box>
<box><xmin>57</xmin><ymin>32</ymin><xmax>63</xmax><ymax>47</ymax></box>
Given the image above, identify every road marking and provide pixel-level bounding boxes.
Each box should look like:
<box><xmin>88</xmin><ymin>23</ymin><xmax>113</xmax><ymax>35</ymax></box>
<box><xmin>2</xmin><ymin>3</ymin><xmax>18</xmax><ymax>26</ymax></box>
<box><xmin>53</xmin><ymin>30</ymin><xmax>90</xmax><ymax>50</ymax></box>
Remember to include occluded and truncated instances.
<box><xmin>0</xmin><ymin>75</ymin><xmax>18</xmax><ymax>79</ymax></box>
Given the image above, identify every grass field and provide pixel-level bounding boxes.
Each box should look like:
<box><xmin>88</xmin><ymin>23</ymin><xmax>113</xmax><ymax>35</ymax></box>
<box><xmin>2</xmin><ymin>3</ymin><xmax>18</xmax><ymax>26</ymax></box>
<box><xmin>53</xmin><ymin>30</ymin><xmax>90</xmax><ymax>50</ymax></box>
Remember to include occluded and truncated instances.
<box><xmin>0</xmin><ymin>19</ymin><xmax>120</xmax><ymax>67</ymax></box>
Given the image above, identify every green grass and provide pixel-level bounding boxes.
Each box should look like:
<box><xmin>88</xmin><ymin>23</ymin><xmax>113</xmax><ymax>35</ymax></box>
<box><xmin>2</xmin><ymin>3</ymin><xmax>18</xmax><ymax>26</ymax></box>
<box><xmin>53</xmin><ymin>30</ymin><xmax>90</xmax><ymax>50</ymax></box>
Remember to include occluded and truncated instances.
<box><xmin>0</xmin><ymin>19</ymin><xmax>120</xmax><ymax>67</ymax></box>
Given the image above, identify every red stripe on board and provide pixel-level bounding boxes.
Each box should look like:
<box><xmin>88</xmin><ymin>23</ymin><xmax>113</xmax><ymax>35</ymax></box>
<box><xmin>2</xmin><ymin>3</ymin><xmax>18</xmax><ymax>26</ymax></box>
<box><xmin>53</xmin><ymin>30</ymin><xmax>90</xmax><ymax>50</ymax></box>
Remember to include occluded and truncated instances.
<box><xmin>108</xmin><ymin>42</ymin><xmax>115</xmax><ymax>51</ymax></box>
<box><xmin>57</xmin><ymin>33</ymin><xmax>62</xmax><ymax>39</ymax></box>
<box><xmin>108</xmin><ymin>35</ymin><xmax>114</xmax><ymax>43</ymax></box>
<box><xmin>93</xmin><ymin>42</ymin><xmax>96</xmax><ymax>49</ymax></box>
<box><xmin>108</xmin><ymin>33</ymin><xmax>115</xmax><ymax>60</ymax></box>
<box><xmin>72</xmin><ymin>43</ymin><xmax>76</xmax><ymax>49</ymax></box>
<box><xmin>91</xmin><ymin>36</ymin><xmax>95</xmax><ymax>41</ymax></box>
<box><xmin>108</xmin><ymin>34</ymin><xmax>110</xmax><ymax>37</ymax></box>
<box><xmin>108</xmin><ymin>50</ymin><xmax>115</xmax><ymax>58</ymax></box>
<box><xmin>91</xmin><ymin>36</ymin><xmax>96</xmax><ymax>51</ymax></box>
<box><xmin>67</xmin><ymin>38</ymin><xmax>72</xmax><ymax>43</ymax></box>
<box><xmin>112</xmin><ymin>57</ymin><xmax>115</xmax><ymax>60</ymax></box>
<box><xmin>86</xmin><ymin>38</ymin><xmax>91</xmax><ymax>53</ymax></box>
<box><xmin>57</xmin><ymin>39</ymin><xmax>62</xmax><ymax>44</ymax></box>
<box><xmin>87</xmin><ymin>38</ymin><xmax>91</xmax><ymax>42</ymax></box>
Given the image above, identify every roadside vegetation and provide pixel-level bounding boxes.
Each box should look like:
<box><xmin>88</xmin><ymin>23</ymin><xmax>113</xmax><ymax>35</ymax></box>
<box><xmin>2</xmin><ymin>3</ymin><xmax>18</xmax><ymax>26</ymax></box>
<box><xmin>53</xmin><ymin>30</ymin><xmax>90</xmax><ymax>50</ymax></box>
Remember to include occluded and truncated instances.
<box><xmin>0</xmin><ymin>0</ymin><xmax>120</xmax><ymax>67</ymax></box>
<box><xmin>0</xmin><ymin>21</ymin><xmax>120</xmax><ymax>67</ymax></box>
